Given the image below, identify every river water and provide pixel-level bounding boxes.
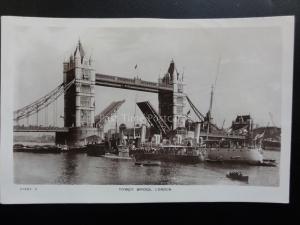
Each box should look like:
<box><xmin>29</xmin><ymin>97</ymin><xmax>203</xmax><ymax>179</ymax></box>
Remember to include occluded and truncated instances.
<box><xmin>13</xmin><ymin>149</ymin><xmax>280</xmax><ymax>186</ymax></box>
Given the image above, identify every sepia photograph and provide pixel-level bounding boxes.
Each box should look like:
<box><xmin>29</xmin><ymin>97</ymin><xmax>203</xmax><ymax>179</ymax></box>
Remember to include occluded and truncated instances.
<box><xmin>0</xmin><ymin>16</ymin><xmax>294</xmax><ymax>203</ymax></box>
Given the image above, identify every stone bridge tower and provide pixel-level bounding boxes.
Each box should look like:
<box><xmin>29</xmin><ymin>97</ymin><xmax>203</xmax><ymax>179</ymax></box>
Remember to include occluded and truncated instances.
<box><xmin>62</xmin><ymin>40</ymin><xmax>97</xmax><ymax>145</ymax></box>
<box><xmin>158</xmin><ymin>60</ymin><xmax>186</xmax><ymax>132</ymax></box>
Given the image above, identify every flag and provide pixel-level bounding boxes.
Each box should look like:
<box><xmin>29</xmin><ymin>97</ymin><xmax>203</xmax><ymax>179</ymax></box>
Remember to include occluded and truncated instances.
<box><xmin>134</xmin><ymin>64</ymin><xmax>138</xmax><ymax>69</ymax></box>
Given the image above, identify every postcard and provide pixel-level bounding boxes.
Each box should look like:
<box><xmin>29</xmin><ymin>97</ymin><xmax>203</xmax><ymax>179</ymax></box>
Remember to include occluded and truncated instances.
<box><xmin>0</xmin><ymin>16</ymin><xmax>294</xmax><ymax>203</ymax></box>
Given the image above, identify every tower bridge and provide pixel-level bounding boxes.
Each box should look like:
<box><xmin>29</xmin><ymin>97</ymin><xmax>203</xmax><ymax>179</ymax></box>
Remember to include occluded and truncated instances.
<box><xmin>14</xmin><ymin>40</ymin><xmax>192</xmax><ymax>145</ymax></box>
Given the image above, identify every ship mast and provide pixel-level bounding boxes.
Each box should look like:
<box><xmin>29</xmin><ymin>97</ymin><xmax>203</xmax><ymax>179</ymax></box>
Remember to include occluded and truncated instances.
<box><xmin>133</xmin><ymin>63</ymin><xmax>139</xmax><ymax>140</ymax></box>
<box><xmin>209</xmin><ymin>85</ymin><xmax>214</xmax><ymax>113</ymax></box>
<box><xmin>207</xmin><ymin>56</ymin><xmax>221</xmax><ymax>137</ymax></box>
<box><xmin>115</xmin><ymin>111</ymin><xmax>118</xmax><ymax>133</ymax></box>
<box><xmin>206</xmin><ymin>85</ymin><xmax>214</xmax><ymax>136</ymax></box>
<box><xmin>133</xmin><ymin>95</ymin><xmax>137</xmax><ymax>139</ymax></box>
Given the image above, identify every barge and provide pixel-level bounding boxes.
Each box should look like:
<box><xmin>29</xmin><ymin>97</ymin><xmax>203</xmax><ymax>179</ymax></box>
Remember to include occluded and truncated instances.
<box><xmin>86</xmin><ymin>142</ymin><xmax>106</xmax><ymax>156</ymax></box>
<box><xmin>13</xmin><ymin>144</ymin><xmax>61</xmax><ymax>153</ymax></box>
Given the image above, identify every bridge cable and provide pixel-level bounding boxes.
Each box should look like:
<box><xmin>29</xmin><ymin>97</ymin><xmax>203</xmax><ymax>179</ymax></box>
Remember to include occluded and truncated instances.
<box><xmin>14</xmin><ymin>79</ymin><xmax>75</xmax><ymax>122</ymax></box>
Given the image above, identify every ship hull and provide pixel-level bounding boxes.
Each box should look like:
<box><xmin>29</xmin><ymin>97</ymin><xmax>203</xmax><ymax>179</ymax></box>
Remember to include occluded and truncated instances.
<box><xmin>262</xmin><ymin>140</ymin><xmax>280</xmax><ymax>151</ymax></box>
<box><xmin>133</xmin><ymin>152</ymin><xmax>203</xmax><ymax>164</ymax></box>
<box><xmin>205</xmin><ymin>147</ymin><xmax>263</xmax><ymax>163</ymax></box>
<box><xmin>263</xmin><ymin>146</ymin><xmax>280</xmax><ymax>151</ymax></box>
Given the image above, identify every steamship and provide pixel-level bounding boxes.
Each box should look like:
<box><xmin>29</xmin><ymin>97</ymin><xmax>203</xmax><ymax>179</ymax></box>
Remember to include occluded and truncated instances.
<box><xmin>203</xmin><ymin>115</ymin><xmax>264</xmax><ymax>164</ymax></box>
<box><xmin>131</xmin><ymin>114</ymin><xmax>264</xmax><ymax>164</ymax></box>
<box><xmin>133</xmin><ymin>145</ymin><xmax>205</xmax><ymax>163</ymax></box>
<box><xmin>129</xmin><ymin>60</ymin><xmax>264</xmax><ymax>164</ymax></box>
<box><xmin>132</xmin><ymin>134</ymin><xmax>206</xmax><ymax>164</ymax></box>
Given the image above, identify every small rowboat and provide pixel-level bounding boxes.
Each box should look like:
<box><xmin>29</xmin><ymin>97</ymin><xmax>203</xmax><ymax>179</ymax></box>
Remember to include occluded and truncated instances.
<box><xmin>134</xmin><ymin>161</ymin><xmax>161</xmax><ymax>167</ymax></box>
<box><xmin>226</xmin><ymin>171</ymin><xmax>249</xmax><ymax>182</ymax></box>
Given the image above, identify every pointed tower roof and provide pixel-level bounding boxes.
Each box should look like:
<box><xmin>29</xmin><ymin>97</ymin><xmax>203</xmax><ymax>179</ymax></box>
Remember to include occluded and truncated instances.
<box><xmin>74</xmin><ymin>40</ymin><xmax>85</xmax><ymax>58</ymax></box>
<box><xmin>89</xmin><ymin>55</ymin><xmax>93</xmax><ymax>65</ymax></box>
<box><xmin>167</xmin><ymin>59</ymin><xmax>175</xmax><ymax>80</ymax></box>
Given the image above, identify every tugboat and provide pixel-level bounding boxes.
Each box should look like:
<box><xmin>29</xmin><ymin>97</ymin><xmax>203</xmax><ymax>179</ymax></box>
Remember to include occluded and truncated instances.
<box><xmin>117</xmin><ymin>144</ymin><xmax>130</xmax><ymax>157</ymax></box>
<box><xmin>103</xmin><ymin>139</ymin><xmax>133</xmax><ymax>160</ymax></box>
<box><xmin>103</xmin><ymin>145</ymin><xmax>133</xmax><ymax>160</ymax></box>
<box><xmin>226</xmin><ymin>171</ymin><xmax>249</xmax><ymax>182</ymax></box>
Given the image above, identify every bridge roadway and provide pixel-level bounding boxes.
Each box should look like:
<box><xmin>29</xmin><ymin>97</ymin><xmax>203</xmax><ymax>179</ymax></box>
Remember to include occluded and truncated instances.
<box><xmin>14</xmin><ymin>126</ymin><xmax>69</xmax><ymax>132</ymax></box>
<box><xmin>95</xmin><ymin>73</ymin><xmax>173</xmax><ymax>93</ymax></box>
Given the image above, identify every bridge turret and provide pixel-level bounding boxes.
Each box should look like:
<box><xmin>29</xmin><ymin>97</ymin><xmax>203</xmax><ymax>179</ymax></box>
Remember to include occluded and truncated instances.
<box><xmin>74</xmin><ymin>41</ymin><xmax>81</xmax><ymax>68</ymax></box>
<box><xmin>69</xmin><ymin>54</ymin><xmax>74</xmax><ymax>68</ymax></box>
<box><xmin>89</xmin><ymin>55</ymin><xmax>93</xmax><ymax>66</ymax></box>
<box><xmin>63</xmin><ymin>58</ymin><xmax>69</xmax><ymax>84</ymax></box>
<box><xmin>63</xmin><ymin>41</ymin><xmax>98</xmax><ymax>145</ymax></box>
<box><xmin>158</xmin><ymin>60</ymin><xmax>186</xmax><ymax>131</ymax></box>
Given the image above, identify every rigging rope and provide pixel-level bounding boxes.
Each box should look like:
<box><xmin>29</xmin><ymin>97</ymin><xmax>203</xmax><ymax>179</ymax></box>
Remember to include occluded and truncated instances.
<box><xmin>185</xmin><ymin>95</ymin><xmax>221</xmax><ymax>131</ymax></box>
<box><xmin>185</xmin><ymin>95</ymin><xmax>205</xmax><ymax>121</ymax></box>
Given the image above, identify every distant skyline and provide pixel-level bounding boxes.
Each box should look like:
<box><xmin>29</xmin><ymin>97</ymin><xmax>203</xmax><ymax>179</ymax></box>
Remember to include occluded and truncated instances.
<box><xmin>11</xmin><ymin>21</ymin><xmax>282</xmax><ymax>129</ymax></box>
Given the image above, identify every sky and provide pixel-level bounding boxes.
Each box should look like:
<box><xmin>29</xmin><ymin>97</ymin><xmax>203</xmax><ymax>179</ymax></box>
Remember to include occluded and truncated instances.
<box><xmin>11</xmin><ymin>21</ymin><xmax>282</xmax><ymax>129</ymax></box>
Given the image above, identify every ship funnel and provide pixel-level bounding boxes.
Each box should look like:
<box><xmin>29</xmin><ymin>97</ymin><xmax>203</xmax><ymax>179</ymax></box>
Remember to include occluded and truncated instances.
<box><xmin>140</xmin><ymin>124</ymin><xmax>147</xmax><ymax>144</ymax></box>
<box><xmin>153</xmin><ymin>134</ymin><xmax>161</xmax><ymax>145</ymax></box>
<box><xmin>194</xmin><ymin>122</ymin><xmax>201</xmax><ymax>144</ymax></box>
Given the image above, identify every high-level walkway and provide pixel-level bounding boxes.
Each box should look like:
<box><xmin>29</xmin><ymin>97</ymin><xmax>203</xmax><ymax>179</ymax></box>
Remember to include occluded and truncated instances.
<box><xmin>96</xmin><ymin>74</ymin><xmax>173</xmax><ymax>93</ymax></box>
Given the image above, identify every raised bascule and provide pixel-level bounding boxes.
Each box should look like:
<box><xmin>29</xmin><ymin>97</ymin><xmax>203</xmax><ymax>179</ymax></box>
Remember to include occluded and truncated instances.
<box><xmin>14</xmin><ymin>40</ymin><xmax>196</xmax><ymax>145</ymax></box>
